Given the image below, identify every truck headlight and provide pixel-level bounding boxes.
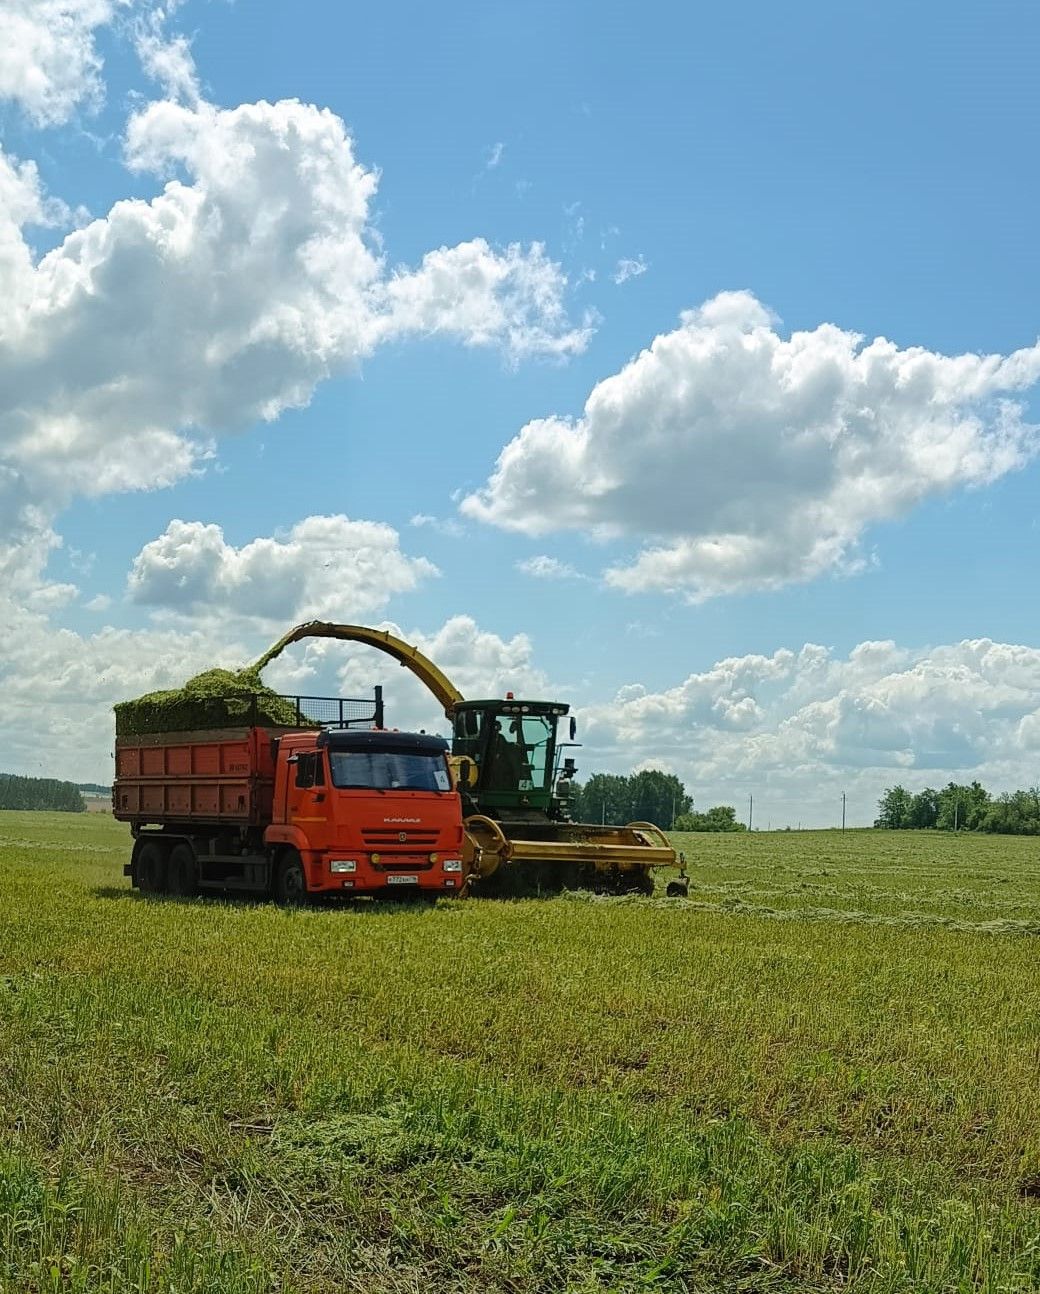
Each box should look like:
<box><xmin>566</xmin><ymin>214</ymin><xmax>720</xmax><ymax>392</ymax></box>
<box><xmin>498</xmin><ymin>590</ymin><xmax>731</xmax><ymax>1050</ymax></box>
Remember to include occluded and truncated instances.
<box><xmin>330</xmin><ymin>859</ymin><xmax>357</xmax><ymax>873</ymax></box>
<box><xmin>442</xmin><ymin>859</ymin><xmax>463</xmax><ymax>873</ymax></box>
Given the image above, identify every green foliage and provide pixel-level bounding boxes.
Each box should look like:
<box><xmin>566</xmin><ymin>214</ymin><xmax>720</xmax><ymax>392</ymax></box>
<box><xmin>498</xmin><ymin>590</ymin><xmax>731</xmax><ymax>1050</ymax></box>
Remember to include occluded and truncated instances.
<box><xmin>935</xmin><ymin>781</ymin><xmax>990</xmax><ymax>831</ymax></box>
<box><xmin>982</xmin><ymin>788</ymin><xmax>1040</xmax><ymax>835</ymax></box>
<box><xmin>572</xmin><ymin>772</ymin><xmax>630</xmax><ymax>824</ymax></box>
<box><xmin>0</xmin><ymin>773</ymin><xmax>84</xmax><ymax>812</ymax></box>
<box><xmin>874</xmin><ymin>784</ymin><xmax>913</xmax><ymax>829</ymax></box>
<box><xmin>908</xmin><ymin>787</ymin><xmax>939</xmax><ymax>828</ymax></box>
<box><xmin>628</xmin><ymin>768</ymin><xmax>690</xmax><ymax>826</ymax></box>
<box><xmin>6</xmin><ymin>814</ymin><xmax>1040</xmax><ymax>1289</ymax></box>
<box><xmin>572</xmin><ymin>769</ymin><xmax>690</xmax><ymax>827</ymax></box>
<box><xmin>674</xmin><ymin>804</ymin><xmax>747</xmax><ymax>832</ymax></box>
<box><xmin>114</xmin><ymin>666</ymin><xmax>310</xmax><ymax>736</ymax></box>
<box><xmin>877</xmin><ymin>781</ymin><xmax>1008</xmax><ymax>832</ymax></box>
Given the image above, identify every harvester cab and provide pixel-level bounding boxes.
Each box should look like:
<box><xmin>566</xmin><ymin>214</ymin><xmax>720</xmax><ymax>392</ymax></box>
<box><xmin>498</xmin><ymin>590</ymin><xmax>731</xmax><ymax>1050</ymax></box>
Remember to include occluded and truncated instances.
<box><xmin>451</xmin><ymin>697</ymin><xmax>577</xmax><ymax>821</ymax></box>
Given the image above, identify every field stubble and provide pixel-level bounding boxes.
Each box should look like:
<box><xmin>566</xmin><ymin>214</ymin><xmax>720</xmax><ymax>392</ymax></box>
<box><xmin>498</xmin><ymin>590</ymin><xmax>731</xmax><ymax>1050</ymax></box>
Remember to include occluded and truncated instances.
<box><xmin>1</xmin><ymin>813</ymin><xmax>1040</xmax><ymax>1291</ymax></box>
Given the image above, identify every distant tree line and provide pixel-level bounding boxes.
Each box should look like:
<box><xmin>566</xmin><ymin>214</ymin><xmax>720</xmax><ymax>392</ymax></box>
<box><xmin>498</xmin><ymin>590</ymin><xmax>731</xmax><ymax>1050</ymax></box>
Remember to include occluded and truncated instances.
<box><xmin>571</xmin><ymin>770</ymin><xmax>689</xmax><ymax>829</ymax></box>
<box><xmin>673</xmin><ymin>805</ymin><xmax>747</xmax><ymax>833</ymax></box>
<box><xmin>569</xmin><ymin>770</ymin><xmax>743</xmax><ymax>832</ymax></box>
<box><xmin>0</xmin><ymin>774</ymin><xmax>86</xmax><ymax>812</ymax></box>
<box><xmin>875</xmin><ymin>782</ymin><xmax>1040</xmax><ymax>835</ymax></box>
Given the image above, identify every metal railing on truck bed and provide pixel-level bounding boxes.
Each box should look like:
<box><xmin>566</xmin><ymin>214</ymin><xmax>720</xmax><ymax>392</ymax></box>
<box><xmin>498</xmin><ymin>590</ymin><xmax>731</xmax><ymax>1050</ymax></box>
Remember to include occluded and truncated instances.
<box><xmin>274</xmin><ymin>688</ymin><xmax>384</xmax><ymax>730</ymax></box>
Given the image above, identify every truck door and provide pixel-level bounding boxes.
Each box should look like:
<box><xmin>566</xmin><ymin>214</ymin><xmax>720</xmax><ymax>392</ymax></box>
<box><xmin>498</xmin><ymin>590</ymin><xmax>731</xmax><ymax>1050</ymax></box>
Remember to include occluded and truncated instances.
<box><xmin>288</xmin><ymin>750</ymin><xmax>334</xmax><ymax>852</ymax></box>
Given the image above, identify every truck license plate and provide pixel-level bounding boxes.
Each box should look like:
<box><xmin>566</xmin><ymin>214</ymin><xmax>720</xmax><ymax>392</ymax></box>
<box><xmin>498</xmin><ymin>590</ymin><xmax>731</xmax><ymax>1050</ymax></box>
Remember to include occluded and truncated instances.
<box><xmin>387</xmin><ymin>874</ymin><xmax>419</xmax><ymax>885</ymax></box>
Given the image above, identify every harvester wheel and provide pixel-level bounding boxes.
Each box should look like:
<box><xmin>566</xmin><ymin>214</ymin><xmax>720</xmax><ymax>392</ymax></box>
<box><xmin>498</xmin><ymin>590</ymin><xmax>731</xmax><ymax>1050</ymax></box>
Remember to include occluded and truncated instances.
<box><xmin>274</xmin><ymin>850</ymin><xmax>309</xmax><ymax>906</ymax></box>
<box><xmin>167</xmin><ymin>843</ymin><xmax>198</xmax><ymax>898</ymax></box>
<box><xmin>136</xmin><ymin>840</ymin><xmax>167</xmax><ymax>895</ymax></box>
<box><xmin>623</xmin><ymin>869</ymin><xmax>656</xmax><ymax>897</ymax></box>
<box><xmin>463</xmin><ymin>815</ymin><xmax>512</xmax><ymax>879</ymax></box>
<box><xmin>588</xmin><ymin>866</ymin><xmax>655</xmax><ymax>897</ymax></box>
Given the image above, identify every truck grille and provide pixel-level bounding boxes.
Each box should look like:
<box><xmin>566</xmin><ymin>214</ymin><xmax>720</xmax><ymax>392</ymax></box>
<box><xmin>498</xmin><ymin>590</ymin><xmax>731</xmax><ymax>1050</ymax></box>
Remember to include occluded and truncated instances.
<box><xmin>363</xmin><ymin>828</ymin><xmax>439</xmax><ymax>847</ymax></box>
<box><xmin>371</xmin><ymin>855</ymin><xmax>434</xmax><ymax>872</ymax></box>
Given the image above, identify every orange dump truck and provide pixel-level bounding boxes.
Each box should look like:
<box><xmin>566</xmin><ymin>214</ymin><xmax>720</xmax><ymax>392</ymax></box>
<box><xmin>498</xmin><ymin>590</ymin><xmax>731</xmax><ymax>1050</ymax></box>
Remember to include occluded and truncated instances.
<box><xmin>114</xmin><ymin>703</ymin><xmax>467</xmax><ymax>902</ymax></box>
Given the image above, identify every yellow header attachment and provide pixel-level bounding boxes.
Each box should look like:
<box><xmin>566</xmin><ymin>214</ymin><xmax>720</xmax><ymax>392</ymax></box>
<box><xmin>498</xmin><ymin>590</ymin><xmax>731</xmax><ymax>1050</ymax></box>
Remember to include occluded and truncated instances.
<box><xmin>252</xmin><ymin>621</ymin><xmax>466</xmax><ymax>719</ymax></box>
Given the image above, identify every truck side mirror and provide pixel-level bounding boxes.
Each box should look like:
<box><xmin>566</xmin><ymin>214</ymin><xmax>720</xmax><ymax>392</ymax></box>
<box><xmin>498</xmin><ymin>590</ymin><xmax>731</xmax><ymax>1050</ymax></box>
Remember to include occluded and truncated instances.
<box><xmin>569</xmin><ymin>717</ymin><xmax>577</xmax><ymax>740</ymax></box>
<box><xmin>457</xmin><ymin>758</ymin><xmax>473</xmax><ymax>787</ymax></box>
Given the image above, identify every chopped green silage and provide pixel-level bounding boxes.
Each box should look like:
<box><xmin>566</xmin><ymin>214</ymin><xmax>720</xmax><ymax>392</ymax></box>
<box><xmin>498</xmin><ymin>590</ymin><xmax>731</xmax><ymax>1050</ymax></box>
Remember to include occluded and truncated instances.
<box><xmin>114</xmin><ymin>667</ymin><xmax>313</xmax><ymax>736</ymax></box>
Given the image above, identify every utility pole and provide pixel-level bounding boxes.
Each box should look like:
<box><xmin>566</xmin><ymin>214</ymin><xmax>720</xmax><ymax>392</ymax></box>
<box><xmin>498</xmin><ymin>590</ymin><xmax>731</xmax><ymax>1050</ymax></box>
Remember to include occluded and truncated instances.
<box><xmin>748</xmin><ymin>793</ymin><xmax>753</xmax><ymax>832</ymax></box>
<box><xmin>953</xmin><ymin>797</ymin><xmax>959</xmax><ymax>832</ymax></box>
<box><xmin>842</xmin><ymin>791</ymin><xmax>846</xmax><ymax>833</ymax></box>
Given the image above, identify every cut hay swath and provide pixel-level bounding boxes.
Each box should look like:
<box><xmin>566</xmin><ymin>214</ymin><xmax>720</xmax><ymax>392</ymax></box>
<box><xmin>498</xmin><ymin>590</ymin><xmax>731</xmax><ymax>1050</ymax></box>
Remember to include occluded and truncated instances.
<box><xmin>114</xmin><ymin>667</ymin><xmax>315</xmax><ymax>736</ymax></box>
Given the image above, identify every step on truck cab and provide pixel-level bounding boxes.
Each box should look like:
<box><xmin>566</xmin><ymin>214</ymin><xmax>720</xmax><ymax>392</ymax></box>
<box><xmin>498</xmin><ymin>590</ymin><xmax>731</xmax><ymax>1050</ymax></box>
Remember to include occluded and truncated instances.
<box><xmin>114</xmin><ymin>691</ymin><xmax>467</xmax><ymax>901</ymax></box>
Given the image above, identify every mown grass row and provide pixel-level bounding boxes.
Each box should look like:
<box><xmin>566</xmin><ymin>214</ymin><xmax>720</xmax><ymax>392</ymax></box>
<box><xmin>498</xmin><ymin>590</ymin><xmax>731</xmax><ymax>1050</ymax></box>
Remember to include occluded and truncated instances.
<box><xmin>2</xmin><ymin>812</ymin><xmax>1040</xmax><ymax>1290</ymax></box>
<box><xmin>668</xmin><ymin>827</ymin><xmax>1040</xmax><ymax>922</ymax></box>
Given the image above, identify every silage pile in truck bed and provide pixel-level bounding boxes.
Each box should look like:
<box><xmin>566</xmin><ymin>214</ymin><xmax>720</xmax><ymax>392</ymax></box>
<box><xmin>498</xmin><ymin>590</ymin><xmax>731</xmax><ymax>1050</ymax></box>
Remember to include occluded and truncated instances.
<box><xmin>115</xmin><ymin>667</ymin><xmax>315</xmax><ymax>737</ymax></box>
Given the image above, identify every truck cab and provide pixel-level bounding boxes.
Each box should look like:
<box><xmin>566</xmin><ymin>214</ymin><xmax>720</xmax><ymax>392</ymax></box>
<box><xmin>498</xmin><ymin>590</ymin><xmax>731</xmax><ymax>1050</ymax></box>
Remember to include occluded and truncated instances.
<box><xmin>267</xmin><ymin>728</ymin><xmax>466</xmax><ymax>898</ymax></box>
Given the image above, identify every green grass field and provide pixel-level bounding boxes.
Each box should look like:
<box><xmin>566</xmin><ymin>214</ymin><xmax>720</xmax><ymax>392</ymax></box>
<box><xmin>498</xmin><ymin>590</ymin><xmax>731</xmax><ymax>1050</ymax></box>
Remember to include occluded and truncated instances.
<box><xmin>2</xmin><ymin>812</ymin><xmax>1040</xmax><ymax>1291</ymax></box>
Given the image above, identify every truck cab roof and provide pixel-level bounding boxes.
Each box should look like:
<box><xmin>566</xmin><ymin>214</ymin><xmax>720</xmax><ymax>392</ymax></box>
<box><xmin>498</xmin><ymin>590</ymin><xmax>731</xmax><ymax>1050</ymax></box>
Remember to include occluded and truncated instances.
<box><xmin>316</xmin><ymin>729</ymin><xmax>448</xmax><ymax>754</ymax></box>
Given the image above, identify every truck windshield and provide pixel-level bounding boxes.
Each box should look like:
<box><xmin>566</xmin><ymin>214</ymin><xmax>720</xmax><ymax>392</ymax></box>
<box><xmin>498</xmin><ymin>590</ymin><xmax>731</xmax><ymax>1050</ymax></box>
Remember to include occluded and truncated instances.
<box><xmin>328</xmin><ymin>750</ymin><xmax>450</xmax><ymax>792</ymax></box>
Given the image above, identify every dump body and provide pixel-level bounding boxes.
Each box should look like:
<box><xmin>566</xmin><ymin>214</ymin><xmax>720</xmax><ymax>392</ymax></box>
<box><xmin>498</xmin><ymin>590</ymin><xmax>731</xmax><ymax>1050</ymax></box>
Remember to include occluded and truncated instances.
<box><xmin>114</xmin><ymin>725</ymin><xmax>284</xmax><ymax>826</ymax></box>
<box><xmin>115</xmin><ymin>723</ymin><xmax>467</xmax><ymax>900</ymax></box>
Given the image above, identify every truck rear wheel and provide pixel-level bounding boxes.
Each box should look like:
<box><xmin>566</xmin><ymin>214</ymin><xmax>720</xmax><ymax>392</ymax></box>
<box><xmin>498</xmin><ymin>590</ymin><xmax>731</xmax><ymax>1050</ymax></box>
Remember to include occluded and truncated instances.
<box><xmin>137</xmin><ymin>839</ymin><xmax>167</xmax><ymax>894</ymax></box>
<box><xmin>167</xmin><ymin>843</ymin><xmax>197</xmax><ymax>898</ymax></box>
<box><xmin>274</xmin><ymin>850</ymin><xmax>309</xmax><ymax>906</ymax></box>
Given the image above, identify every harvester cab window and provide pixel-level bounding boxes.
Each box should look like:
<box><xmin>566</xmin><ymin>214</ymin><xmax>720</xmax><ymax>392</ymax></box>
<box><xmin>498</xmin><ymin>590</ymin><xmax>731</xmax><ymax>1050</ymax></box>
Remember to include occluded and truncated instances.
<box><xmin>517</xmin><ymin>714</ymin><xmax>552</xmax><ymax>790</ymax></box>
<box><xmin>486</xmin><ymin>721</ymin><xmax>522</xmax><ymax>790</ymax></box>
<box><xmin>453</xmin><ymin>710</ymin><xmax>485</xmax><ymax>763</ymax></box>
<box><xmin>486</xmin><ymin>714</ymin><xmax>552</xmax><ymax>791</ymax></box>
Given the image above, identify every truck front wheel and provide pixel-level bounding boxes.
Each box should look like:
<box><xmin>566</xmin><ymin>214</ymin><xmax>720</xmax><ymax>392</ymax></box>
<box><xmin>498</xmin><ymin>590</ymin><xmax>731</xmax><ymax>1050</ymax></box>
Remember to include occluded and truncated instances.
<box><xmin>274</xmin><ymin>850</ymin><xmax>309</xmax><ymax>906</ymax></box>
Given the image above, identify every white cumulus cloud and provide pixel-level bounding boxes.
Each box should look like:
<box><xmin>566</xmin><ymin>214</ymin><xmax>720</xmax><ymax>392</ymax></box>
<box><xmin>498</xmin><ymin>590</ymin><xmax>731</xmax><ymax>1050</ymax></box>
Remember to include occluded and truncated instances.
<box><xmin>0</xmin><ymin>0</ymin><xmax>126</xmax><ymax>125</ymax></box>
<box><xmin>579</xmin><ymin>638</ymin><xmax>1040</xmax><ymax>825</ymax></box>
<box><xmin>128</xmin><ymin>515</ymin><xmax>438</xmax><ymax>626</ymax></box>
<box><xmin>132</xmin><ymin>5</ymin><xmax>200</xmax><ymax>103</ymax></box>
<box><xmin>0</xmin><ymin>95</ymin><xmax>588</xmax><ymax>569</ymax></box>
<box><xmin>462</xmin><ymin>291</ymin><xmax>1040</xmax><ymax>599</ymax></box>
<box><xmin>612</xmin><ymin>255</ymin><xmax>647</xmax><ymax>284</ymax></box>
<box><xmin>516</xmin><ymin>554</ymin><xmax>584</xmax><ymax>580</ymax></box>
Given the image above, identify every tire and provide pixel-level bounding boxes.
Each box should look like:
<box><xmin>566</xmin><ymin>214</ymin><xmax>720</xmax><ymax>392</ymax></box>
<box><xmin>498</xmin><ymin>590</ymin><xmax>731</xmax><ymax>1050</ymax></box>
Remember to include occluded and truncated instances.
<box><xmin>274</xmin><ymin>850</ymin><xmax>309</xmax><ymax>906</ymax></box>
<box><xmin>622</xmin><ymin>869</ymin><xmax>656</xmax><ymax>897</ymax></box>
<box><xmin>137</xmin><ymin>839</ymin><xmax>167</xmax><ymax>894</ymax></box>
<box><xmin>167</xmin><ymin>842</ymin><xmax>197</xmax><ymax>898</ymax></box>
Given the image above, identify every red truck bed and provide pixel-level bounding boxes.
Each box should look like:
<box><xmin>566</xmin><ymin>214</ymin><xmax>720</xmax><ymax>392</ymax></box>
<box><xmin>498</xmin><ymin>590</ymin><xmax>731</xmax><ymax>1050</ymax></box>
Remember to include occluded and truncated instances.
<box><xmin>113</xmin><ymin>726</ymin><xmax>290</xmax><ymax>826</ymax></box>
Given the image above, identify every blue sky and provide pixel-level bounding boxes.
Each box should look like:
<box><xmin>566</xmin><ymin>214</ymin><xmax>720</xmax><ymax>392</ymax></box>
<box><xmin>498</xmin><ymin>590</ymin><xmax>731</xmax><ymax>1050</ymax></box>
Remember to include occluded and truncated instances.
<box><xmin>2</xmin><ymin>0</ymin><xmax>1039</xmax><ymax>823</ymax></box>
